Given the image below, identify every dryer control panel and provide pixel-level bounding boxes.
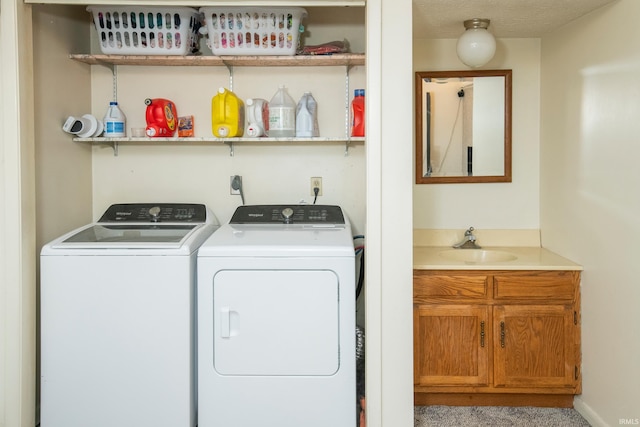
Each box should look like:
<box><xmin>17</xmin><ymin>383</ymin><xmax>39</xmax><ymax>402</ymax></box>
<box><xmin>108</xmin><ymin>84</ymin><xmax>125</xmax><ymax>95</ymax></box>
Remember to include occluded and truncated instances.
<box><xmin>230</xmin><ymin>205</ymin><xmax>345</xmax><ymax>225</ymax></box>
<box><xmin>99</xmin><ymin>203</ymin><xmax>208</xmax><ymax>223</ymax></box>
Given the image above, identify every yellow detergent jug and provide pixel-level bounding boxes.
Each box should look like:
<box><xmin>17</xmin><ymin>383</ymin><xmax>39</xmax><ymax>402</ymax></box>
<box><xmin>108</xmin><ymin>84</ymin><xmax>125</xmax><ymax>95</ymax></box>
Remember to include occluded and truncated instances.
<box><xmin>212</xmin><ymin>87</ymin><xmax>245</xmax><ymax>137</ymax></box>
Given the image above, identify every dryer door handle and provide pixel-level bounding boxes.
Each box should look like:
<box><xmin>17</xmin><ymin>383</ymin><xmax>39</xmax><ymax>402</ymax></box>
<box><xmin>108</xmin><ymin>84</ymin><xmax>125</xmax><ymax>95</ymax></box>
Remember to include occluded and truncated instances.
<box><xmin>220</xmin><ymin>307</ymin><xmax>240</xmax><ymax>338</ymax></box>
<box><xmin>220</xmin><ymin>307</ymin><xmax>231</xmax><ymax>338</ymax></box>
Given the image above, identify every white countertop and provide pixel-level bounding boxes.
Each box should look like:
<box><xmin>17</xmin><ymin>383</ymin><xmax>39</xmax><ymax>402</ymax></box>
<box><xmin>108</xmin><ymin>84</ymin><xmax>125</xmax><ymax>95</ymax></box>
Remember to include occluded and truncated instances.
<box><xmin>413</xmin><ymin>246</ymin><xmax>583</xmax><ymax>271</ymax></box>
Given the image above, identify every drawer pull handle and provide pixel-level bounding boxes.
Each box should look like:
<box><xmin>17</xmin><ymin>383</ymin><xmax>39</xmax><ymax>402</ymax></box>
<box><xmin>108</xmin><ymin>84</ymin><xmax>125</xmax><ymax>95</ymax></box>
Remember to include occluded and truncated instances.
<box><xmin>480</xmin><ymin>321</ymin><xmax>485</xmax><ymax>348</ymax></box>
<box><xmin>500</xmin><ymin>321</ymin><xmax>505</xmax><ymax>348</ymax></box>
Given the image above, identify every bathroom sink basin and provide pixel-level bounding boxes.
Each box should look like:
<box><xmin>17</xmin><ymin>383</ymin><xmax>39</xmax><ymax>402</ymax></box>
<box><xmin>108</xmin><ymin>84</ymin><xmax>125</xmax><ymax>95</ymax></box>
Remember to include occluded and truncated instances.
<box><xmin>438</xmin><ymin>249</ymin><xmax>518</xmax><ymax>263</ymax></box>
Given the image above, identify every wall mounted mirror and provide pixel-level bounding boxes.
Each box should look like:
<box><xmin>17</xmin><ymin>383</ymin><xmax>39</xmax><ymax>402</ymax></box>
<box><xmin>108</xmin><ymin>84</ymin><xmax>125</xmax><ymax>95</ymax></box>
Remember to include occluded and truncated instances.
<box><xmin>415</xmin><ymin>69</ymin><xmax>512</xmax><ymax>184</ymax></box>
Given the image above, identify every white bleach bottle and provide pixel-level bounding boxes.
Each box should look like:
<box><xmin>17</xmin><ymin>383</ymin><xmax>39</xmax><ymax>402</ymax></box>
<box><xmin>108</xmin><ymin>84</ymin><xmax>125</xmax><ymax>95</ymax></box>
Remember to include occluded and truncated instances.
<box><xmin>103</xmin><ymin>101</ymin><xmax>126</xmax><ymax>137</ymax></box>
<box><xmin>296</xmin><ymin>92</ymin><xmax>319</xmax><ymax>137</ymax></box>
<box><xmin>268</xmin><ymin>85</ymin><xmax>296</xmax><ymax>137</ymax></box>
<box><xmin>245</xmin><ymin>98</ymin><xmax>269</xmax><ymax>137</ymax></box>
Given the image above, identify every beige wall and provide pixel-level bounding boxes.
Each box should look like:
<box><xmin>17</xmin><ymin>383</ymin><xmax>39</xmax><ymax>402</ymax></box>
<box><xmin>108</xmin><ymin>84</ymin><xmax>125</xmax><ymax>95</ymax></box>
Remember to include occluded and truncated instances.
<box><xmin>88</xmin><ymin>65</ymin><xmax>367</xmax><ymax>232</ymax></box>
<box><xmin>413</xmin><ymin>38</ymin><xmax>541</xmax><ymax>229</ymax></box>
<box><xmin>34</xmin><ymin>5</ymin><xmax>94</xmax><ymax>249</ymax></box>
<box><xmin>540</xmin><ymin>0</ymin><xmax>640</xmax><ymax>425</ymax></box>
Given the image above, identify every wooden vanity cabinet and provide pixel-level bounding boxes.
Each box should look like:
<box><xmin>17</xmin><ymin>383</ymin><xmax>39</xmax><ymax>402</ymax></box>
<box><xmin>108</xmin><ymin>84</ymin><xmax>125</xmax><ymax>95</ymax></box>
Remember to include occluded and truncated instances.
<box><xmin>413</xmin><ymin>270</ymin><xmax>581</xmax><ymax>407</ymax></box>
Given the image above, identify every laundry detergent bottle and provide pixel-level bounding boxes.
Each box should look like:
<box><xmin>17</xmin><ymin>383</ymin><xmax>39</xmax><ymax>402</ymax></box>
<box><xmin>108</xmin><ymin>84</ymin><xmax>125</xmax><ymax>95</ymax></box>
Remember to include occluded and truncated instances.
<box><xmin>212</xmin><ymin>87</ymin><xmax>245</xmax><ymax>138</ymax></box>
<box><xmin>245</xmin><ymin>98</ymin><xmax>269</xmax><ymax>137</ymax></box>
<box><xmin>268</xmin><ymin>85</ymin><xmax>296</xmax><ymax>137</ymax></box>
<box><xmin>144</xmin><ymin>98</ymin><xmax>178</xmax><ymax>137</ymax></box>
<box><xmin>350</xmin><ymin>89</ymin><xmax>365</xmax><ymax>137</ymax></box>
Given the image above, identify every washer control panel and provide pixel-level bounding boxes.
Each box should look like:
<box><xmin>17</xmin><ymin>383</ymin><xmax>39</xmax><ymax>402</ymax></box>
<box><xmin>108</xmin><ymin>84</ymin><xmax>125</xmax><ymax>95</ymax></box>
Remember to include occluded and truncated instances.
<box><xmin>98</xmin><ymin>203</ymin><xmax>208</xmax><ymax>223</ymax></box>
<box><xmin>230</xmin><ymin>205</ymin><xmax>345</xmax><ymax>225</ymax></box>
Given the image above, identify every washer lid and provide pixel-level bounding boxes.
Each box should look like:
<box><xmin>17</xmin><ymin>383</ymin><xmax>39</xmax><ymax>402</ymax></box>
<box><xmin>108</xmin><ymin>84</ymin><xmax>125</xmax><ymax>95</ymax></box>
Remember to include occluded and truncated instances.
<box><xmin>42</xmin><ymin>221</ymin><xmax>218</xmax><ymax>254</ymax></box>
<box><xmin>61</xmin><ymin>224</ymin><xmax>200</xmax><ymax>246</ymax></box>
<box><xmin>43</xmin><ymin>202</ymin><xmax>219</xmax><ymax>252</ymax></box>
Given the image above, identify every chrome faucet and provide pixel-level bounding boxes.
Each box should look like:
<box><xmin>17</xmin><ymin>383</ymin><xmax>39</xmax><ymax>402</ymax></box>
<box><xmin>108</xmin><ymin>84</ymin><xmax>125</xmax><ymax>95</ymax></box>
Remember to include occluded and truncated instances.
<box><xmin>453</xmin><ymin>227</ymin><xmax>481</xmax><ymax>249</ymax></box>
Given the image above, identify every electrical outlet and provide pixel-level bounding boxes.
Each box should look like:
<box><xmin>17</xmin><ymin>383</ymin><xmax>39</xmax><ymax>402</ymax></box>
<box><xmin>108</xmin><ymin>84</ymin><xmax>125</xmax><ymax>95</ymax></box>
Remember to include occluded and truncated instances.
<box><xmin>230</xmin><ymin>175</ymin><xmax>242</xmax><ymax>195</ymax></box>
<box><xmin>310</xmin><ymin>177</ymin><xmax>323</xmax><ymax>196</ymax></box>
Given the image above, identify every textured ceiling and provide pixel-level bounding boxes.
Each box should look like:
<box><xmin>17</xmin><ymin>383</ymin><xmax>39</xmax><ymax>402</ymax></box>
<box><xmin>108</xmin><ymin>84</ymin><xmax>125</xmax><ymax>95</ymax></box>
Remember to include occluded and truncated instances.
<box><xmin>412</xmin><ymin>0</ymin><xmax>618</xmax><ymax>39</ymax></box>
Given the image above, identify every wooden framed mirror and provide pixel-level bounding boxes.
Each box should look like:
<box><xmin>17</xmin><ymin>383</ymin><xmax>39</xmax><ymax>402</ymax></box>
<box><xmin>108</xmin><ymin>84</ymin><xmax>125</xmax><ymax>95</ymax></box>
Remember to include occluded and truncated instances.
<box><xmin>415</xmin><ymin>69</ymin><xmax>512</xmax><ymax>184</ymax></box>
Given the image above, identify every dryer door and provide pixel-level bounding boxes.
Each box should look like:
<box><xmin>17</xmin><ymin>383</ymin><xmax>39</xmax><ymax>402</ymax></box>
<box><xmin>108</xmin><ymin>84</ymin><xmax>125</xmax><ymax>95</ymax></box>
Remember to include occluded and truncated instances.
<box><xmin>213</xmin><ymin>269</ymin><xmax>339</xmax><ymax>376</ymax></box>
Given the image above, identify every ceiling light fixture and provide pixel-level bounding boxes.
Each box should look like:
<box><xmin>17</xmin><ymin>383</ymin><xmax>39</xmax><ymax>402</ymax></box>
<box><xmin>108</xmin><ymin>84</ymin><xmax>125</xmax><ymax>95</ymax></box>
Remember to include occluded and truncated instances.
<box><xmin>456</xmin><ymin>18</ymin><xmax>496</xmax><ymax>68</ymax></box>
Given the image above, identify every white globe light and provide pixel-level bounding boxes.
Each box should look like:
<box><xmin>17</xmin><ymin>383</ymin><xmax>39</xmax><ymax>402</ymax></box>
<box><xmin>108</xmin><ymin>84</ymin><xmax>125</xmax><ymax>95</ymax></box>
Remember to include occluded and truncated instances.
<box><xmin>456</xmin><ymin>19</ymin><xmax>496</xmax><ymax>68</ymax></box>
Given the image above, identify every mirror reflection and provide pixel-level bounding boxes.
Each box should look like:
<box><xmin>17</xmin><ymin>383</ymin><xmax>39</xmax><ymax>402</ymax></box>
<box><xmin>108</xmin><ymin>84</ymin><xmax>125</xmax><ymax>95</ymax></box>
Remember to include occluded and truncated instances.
<box><xmin>415</xmin><ymin>70</ymin><xmax>512</xmax><ymax>184</ymax></box>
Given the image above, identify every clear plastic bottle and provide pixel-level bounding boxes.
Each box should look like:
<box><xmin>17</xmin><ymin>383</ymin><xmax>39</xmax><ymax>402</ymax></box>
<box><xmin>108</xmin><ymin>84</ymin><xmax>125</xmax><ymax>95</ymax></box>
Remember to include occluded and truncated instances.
<box><xmin>296</xmin><ymin>92</ymin><xmax>319</xmax><ymax>137</ymax></box>
<box><xmin>103</xmin><ymin>101</ymin><xmax>126</xmax><ymax>137</ymax></box>
<box><xmin>268</xmin><ymin>85</ymin><xmax>296</xmax><ymax>138</ymax></box>
<box><xmin>350</xmin><ymin>89</ymin><xmax>365</xmax><ymax>137</ymax></box>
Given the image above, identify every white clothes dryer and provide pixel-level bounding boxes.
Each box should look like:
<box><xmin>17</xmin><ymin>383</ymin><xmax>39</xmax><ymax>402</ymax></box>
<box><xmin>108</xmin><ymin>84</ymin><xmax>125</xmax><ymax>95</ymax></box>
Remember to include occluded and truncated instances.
<box><xmin>197</xmin><ymin>204</ymin><xmax>356</xmax><ymax>427</ymax></box>
<box><xmin>40</xmin><ymin>203</ymin><xmax>219</xmax><ymax>427</ymax></box>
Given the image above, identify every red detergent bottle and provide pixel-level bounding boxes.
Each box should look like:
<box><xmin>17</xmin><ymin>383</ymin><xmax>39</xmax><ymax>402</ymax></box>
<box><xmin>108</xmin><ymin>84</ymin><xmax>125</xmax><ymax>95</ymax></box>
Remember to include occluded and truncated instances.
<box><xmin>145</xmin><ymin>98</ymin><xmax>178</xmax><ymax>137</ymax></box>
<box><xmin>350</xmin><ymin>89</ymin><xmax>365</xmax><ymax>137</ymax></box>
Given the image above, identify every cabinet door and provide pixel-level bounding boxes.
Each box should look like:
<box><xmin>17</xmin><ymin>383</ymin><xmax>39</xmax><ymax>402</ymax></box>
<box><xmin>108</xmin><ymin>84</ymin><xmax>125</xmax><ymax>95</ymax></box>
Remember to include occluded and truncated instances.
<box><xmin>414</xmin><ymin>305</ymin><xmax>489</xmax><ymax>386</ymax></box>
<box><xmin>494</xmin><ymin>305</ymin><xmax>578</xmax><ymax>389</ymax></box>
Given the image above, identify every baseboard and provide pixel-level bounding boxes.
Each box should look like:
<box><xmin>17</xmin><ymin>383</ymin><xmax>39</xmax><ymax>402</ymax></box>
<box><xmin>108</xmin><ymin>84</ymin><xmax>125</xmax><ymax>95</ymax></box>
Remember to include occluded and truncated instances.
<box><xmin>415</xmin><ymin>392</ymin><xmax>574</xmax><ymax>408</ymax></box>
<box><xmin>574</xmin><ymin>396</ymin><xmax>609</xmax><ymax>427</ymax></box>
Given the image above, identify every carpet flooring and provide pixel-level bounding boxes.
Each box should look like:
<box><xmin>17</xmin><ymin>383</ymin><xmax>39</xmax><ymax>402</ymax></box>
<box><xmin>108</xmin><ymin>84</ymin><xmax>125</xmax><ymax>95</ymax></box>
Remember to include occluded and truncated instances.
<box><xmin>415</xmin><ymin>406</ymin><xmax>591</xmax><ymax>426</ymax></box>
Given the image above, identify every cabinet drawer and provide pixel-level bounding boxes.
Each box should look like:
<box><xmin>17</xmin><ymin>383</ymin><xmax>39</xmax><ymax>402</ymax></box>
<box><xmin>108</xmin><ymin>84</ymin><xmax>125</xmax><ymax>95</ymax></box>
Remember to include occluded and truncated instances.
<box><xmin>414</xmin><ymin>273</ymin><xmax>489</xmax><ymax>300</ymax></box>
<box><xmin>493</xmin><ymin>271</ymin><xmax>579</xmax><ymax>300</ymax></box>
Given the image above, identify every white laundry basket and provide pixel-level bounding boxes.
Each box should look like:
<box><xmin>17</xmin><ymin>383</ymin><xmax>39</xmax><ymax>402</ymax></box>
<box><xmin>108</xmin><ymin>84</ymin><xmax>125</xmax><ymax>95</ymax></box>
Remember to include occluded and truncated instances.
<box><xmin>200</xmin><ymin>7</ymin><xmax>307</xmax><ymax>56</ymax></box>
<box><xmin>87</xmin><ymin>5</ymin><xmax>202</xmax><ymax>55</ymax></box>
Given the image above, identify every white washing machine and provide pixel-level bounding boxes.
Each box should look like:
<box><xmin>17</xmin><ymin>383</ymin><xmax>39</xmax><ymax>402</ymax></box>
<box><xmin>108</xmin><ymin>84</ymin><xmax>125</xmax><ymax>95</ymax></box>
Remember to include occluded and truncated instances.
<box><xmin>197</xmin><ymin>204</ymin><xmax>356</xmax><ymax>427</ymax></box>
<box><xmin>40</xmin><ymin>203</ymin><xmax>219</xmax><ymax>427</ymax></box>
